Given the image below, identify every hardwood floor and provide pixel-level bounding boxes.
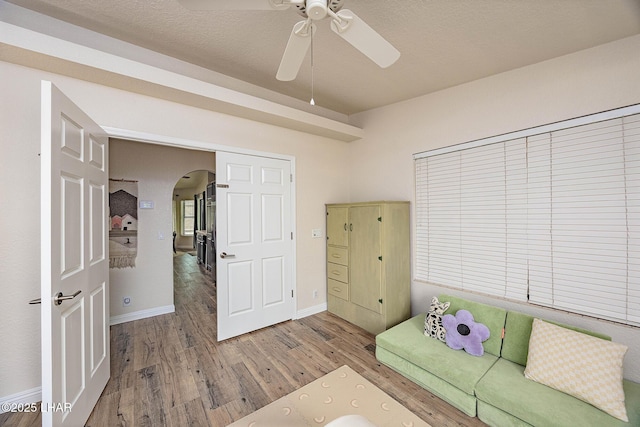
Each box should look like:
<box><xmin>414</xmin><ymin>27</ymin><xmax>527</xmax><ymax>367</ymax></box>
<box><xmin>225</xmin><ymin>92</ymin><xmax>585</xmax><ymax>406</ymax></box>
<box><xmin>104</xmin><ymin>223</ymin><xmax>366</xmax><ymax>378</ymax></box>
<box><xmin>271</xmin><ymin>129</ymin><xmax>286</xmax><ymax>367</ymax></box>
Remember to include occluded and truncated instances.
<box><xmin>1</xmin><ymin>252</ymin><xmax>485</xmax><ymax>427</ymax></box>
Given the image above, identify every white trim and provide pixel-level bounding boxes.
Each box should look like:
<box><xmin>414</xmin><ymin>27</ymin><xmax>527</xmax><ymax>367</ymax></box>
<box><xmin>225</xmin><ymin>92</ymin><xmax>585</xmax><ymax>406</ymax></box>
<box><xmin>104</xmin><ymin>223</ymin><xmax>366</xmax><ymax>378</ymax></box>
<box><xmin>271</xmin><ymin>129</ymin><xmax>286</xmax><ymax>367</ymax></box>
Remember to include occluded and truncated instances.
<box><xmin>0</xmin><ymin>387</ymin><xmax>42</xmax><ymax>413</ymax></box>
<box><xmin>414</xmin><ymin>103</ymin><xmax>640</xmax><ymax>159</ymax></box>
<box><xmin>103</xmin><ymin>126</ymin><xmax>299</xmax><ymax>328</ymax></box>
<box><xmin>103</xmin><ymin>127</ymin><xmax>296</xmax><ymax>161</ymax></box>
<box><xmin>290</xmin><ymin>159</ymin><xmax>298</xmax><ymax>320</ymax></box>
<box><xmin>295</xmin><ymin>303</ymin><xmax>327</xmax><ymax>319</ymax></box>
<box><xmin>110</xmin><ymin>305</ymin><xmax>175</xmax><ymax>326</ymax></box>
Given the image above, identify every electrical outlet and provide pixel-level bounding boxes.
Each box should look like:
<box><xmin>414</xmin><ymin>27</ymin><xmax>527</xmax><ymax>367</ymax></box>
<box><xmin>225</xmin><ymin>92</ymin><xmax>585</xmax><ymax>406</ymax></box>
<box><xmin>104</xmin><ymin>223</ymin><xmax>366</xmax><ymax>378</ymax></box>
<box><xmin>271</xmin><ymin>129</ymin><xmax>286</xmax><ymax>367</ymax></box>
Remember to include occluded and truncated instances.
<box><xmin>313</xmin><ymin>289</ymin><xmax>318</xmax><ymax>299</ymax></box>
<box><xmin>311</xmin><ymin>228</ymin><xmax>323</xmax><ymax>238</ymax></box>
<box><xmin>123</xmin><ymin>296</ymin><xmax>132</xmax><ymax>307</ymax></box>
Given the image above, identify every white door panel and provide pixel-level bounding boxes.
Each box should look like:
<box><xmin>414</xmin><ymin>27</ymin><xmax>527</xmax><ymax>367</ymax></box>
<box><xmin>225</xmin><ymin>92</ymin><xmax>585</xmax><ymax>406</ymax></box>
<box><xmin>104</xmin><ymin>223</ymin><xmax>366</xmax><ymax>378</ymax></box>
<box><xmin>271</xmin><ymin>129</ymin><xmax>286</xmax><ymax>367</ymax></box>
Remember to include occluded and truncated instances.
<box><xmin>61</xmin><ymin>301</ymin><xmax>84</xmax><ymax>407</ymax></box>
<box><xmin>41</xmin><ymin>81</ymin><xmax>109</xmax><ymax>426</ymax></box>
<box><xmin>227</xmin><ymin>193</ymin><xmax>253</xmax><ymax>245</ymax></box>
<box><xmin>262</xmin><ymin>195</ymin><xmax>284</xmax><ymax>241</ymax></box>
<box><xmin>89</xmin><ymin>284</ymin><xmax>107</xmax><ymax>375</ymax></box>
<box><xmin>216</xmin><ymin>152</ymin><xmax>293</xmax><ymax>340</ymax></box>
<box><xmin>263</xmin><ymin>256</ymin><xmax>285</xmax><ymax>306</ymax></box>
<box><xmin>228</xmin><ymin>261</ymin><xmax>254</xmax><ymax>314</ymax></box>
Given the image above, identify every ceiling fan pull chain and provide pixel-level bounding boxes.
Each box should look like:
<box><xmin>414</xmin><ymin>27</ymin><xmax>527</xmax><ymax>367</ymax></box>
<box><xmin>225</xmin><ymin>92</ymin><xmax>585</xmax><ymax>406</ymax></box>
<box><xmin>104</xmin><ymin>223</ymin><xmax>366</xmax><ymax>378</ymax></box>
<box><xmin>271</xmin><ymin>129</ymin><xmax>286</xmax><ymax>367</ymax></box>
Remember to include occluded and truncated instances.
<box><xmin>310</xmin><ymin>22</ymin><xmax>315</xmax><ymax>105</ymax></box>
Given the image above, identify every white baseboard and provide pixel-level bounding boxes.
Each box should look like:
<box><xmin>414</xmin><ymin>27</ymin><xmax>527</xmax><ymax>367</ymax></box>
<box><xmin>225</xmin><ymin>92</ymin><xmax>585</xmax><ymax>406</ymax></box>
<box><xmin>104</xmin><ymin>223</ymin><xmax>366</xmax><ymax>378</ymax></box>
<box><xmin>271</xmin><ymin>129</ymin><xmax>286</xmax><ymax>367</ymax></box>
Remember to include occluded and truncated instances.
<box><xmin>110</xmin><ymin>304</ymin><xmax>175</xmax><ymax>325</ymax></box>
<box><xmin>0</xmin><ymin>387</ymin><xmax>42</xmax><ymax>414</ymax></box>
<box><xmin>295</xmin><ymin>302</ymin><xmax>327</xmax><ymax>319</ymax></box>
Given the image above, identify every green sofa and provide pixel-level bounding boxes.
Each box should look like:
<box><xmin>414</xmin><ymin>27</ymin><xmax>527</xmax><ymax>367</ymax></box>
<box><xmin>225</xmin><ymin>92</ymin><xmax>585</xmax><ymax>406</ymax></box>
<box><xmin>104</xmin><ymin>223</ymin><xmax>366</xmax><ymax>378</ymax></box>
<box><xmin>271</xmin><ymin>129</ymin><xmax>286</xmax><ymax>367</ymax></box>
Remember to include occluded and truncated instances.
<box><xmin>375</xmin><ymin>294</ymin><xmax>640</xmax><ymax>426</ymax></box>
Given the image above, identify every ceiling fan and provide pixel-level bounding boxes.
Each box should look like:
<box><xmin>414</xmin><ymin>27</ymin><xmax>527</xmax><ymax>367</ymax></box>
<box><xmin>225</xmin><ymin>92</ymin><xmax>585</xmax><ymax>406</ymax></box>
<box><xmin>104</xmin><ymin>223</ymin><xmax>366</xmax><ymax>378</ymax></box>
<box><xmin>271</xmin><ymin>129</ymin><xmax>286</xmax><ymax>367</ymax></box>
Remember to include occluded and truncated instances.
<box><xmin>177</xmin><ymin>0</ymin><xmax>401</xmax><ymax>81</ymax></box>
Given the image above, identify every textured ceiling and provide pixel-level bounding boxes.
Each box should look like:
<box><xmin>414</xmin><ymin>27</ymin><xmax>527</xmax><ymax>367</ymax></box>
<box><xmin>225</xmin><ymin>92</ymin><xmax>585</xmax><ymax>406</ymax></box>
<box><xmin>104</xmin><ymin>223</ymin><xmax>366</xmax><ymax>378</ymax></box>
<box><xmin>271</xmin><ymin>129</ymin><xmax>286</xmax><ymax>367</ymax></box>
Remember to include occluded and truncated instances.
<box><xmin>4</xmin><ymin>0</ymin><xmax>640</xmax><ymax>115</ymax></box>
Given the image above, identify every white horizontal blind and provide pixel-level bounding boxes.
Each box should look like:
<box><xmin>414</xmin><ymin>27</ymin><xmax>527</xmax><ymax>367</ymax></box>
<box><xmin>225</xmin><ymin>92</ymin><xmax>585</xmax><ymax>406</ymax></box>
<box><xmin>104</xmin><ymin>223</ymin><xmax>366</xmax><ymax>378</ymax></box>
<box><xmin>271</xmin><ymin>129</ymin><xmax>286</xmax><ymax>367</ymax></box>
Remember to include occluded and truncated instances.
<box><xmin>540</xmin><ymin>119</ymin><xmax>627</xmax><ymax>320</ymax></box>
<box><xmin>526</xmin><ymin>133</ymin><xmax>553</xmax><ymax>306</ymax></box>
<box><xmin>625</xmin><ymin>114</ymin><xmax>640</xmax><ymax>324</ymax></box>
<box><xmin>460</xmin><ymin>143</ymin><xmax>507</xmax><ymax>295</ymax></box>
<box><xmin>415</xmin><ymin>112</ymin><xmax>640</xmax><ymax>326</ymax></box>
<box><xmin>415</xmin><ymin>141</ymin><xmax>528</xmax><ymax>299</ymax></box>
<box><xmin>505</xmin><ymin>138</ymin><xmax>528</xmax><ymax>300</ymax></box>
<box><xmin>415</xmin><ymin>152</ymin><xmax>463</xmax><ymax>287</ymax></box>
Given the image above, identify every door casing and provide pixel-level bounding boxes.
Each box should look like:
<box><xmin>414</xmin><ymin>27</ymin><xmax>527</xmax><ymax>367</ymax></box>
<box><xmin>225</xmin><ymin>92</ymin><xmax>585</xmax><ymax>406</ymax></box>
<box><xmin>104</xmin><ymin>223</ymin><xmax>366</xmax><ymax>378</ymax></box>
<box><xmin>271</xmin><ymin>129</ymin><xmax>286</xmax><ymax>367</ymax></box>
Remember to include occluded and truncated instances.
<box><xmin>102</xmin><ymin>127</ymin><xmax>298</xmax><ymax>319</ymax></box>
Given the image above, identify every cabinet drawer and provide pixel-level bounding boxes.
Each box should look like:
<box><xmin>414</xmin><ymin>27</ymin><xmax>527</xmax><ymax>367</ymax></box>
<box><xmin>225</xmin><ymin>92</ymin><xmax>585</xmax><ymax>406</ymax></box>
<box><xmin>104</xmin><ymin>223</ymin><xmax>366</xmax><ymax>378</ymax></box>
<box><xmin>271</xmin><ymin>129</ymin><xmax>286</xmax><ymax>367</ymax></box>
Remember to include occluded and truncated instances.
<box><xmin>327</xmin><ymin>246</ymin><xmax>348</xmax><ymax>266</ymax></box>
<box><xmin>327</xmin><ymin>262</ymin><xmax>348</xmax><ymax>283</ymax></box>
<box><xmin>328</xmin><ymin>279</ymin><xmax>349</xmax><ymax>301</ymax></box>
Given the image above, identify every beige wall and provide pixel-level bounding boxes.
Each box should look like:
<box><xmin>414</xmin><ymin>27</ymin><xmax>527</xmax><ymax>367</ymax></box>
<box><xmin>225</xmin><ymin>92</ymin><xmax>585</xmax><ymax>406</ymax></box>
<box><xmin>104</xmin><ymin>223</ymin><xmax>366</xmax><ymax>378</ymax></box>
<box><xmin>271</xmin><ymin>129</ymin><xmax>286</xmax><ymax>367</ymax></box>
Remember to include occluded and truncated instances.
<box><xmin>349</xmin><ymin>35</ymin><xmax>640</xmax><ymax>382</ymax></box>
<box><xmin>109</xmin><ymin>140</ymin><xmax>216</xmax><ymax>320</ymax></box>
<box><xmin>0</xmin><ymin>60</ymin><xmax>350</xmax><ymax>399</ymax></box>
<box><xmin>3</xmin><ymin>32</ymin><xmax>640</xmax><ymax>402</ymax></box>
<box><xmin>0</xmin><ymin>60</ymin><xmax>42</xmax><ymax>401</ymax></box>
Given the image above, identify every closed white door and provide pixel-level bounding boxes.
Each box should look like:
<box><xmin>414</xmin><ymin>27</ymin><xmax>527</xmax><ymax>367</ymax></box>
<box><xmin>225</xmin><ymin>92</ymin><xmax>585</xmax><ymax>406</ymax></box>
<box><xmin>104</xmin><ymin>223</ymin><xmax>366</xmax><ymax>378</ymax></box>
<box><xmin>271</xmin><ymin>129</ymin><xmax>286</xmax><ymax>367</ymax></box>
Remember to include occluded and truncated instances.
<box><xmin>41</xmin><ymin>81</ymin><xmax>110</xmax><ymax>426</ymax></box>
<box><xmin>216</xmin><ymin>151</ymin><xmax>294</xmax><ymax>340</ymax></box>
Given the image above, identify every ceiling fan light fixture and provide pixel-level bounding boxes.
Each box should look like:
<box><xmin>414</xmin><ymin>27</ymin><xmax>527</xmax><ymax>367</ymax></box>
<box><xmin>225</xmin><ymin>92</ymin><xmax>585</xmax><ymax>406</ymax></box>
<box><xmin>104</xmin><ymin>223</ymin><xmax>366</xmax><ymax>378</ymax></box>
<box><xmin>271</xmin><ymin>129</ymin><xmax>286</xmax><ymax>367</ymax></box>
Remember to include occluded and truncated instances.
<box><xmin>306</xmin><ymin>0</ymin><xmax>328</xmax><ymax>20</ymax></box>
<box><xmin>179</xmin><ymin>0</ymin><xmax>399</xmax><ymax>81</ymax></box>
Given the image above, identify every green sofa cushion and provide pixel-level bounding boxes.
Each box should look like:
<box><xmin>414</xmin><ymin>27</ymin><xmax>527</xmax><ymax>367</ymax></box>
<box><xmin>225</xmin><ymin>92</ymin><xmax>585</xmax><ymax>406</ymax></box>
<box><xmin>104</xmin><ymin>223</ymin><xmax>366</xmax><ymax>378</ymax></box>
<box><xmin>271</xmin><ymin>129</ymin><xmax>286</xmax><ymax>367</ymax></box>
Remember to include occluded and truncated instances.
<box><xmin>439</xmin><ymin>294</ymin><xmax>507</xmax><ymax>357</ymax></box>
<box><xmin>376</xmin><ymin>346</ymin><xmax>479</xmax><ymax>417</ymax></box>
<box><xmin>376</xmin><ymin>313</ymin><xmax>498</xmax><ymax>395</ymax></box>
<box><xmin>477</xmin><ymin>401</ymin><xmax>532</xmax><ymax>427</ymax></box>
<box><xmin>475</xmin><ymin>358</ymin><xmax>640</xmax><ymax>427</ymax></box>
<box><xmin>501</xmin><ymin>311</ymin><xmax>611</xmax><ymax>366</ymax></box>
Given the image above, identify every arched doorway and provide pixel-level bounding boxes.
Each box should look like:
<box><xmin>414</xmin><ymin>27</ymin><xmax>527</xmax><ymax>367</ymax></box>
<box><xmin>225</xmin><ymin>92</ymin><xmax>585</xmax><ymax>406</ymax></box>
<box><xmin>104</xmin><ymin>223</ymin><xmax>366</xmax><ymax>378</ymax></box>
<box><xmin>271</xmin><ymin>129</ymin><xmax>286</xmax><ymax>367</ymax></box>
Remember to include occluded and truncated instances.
<box><xmin>172</xmin><ymin>169</ymin><xmax>215</xmax><ymax>255</ymax></box>
<box><xmin>172</xmin><ymin>169</ymin><xmax>216</xmax><ymax>286</ymax></box>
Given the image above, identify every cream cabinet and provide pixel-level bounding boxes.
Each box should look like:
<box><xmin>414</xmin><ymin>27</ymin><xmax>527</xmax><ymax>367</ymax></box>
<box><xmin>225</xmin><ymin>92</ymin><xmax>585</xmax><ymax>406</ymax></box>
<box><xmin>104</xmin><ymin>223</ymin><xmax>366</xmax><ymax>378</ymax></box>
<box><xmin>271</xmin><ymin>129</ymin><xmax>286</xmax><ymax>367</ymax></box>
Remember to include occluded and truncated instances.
<box><xmin>326</xmin><ymin>201</ymin><xmax>410</xmax><ymax>335</ymax></box>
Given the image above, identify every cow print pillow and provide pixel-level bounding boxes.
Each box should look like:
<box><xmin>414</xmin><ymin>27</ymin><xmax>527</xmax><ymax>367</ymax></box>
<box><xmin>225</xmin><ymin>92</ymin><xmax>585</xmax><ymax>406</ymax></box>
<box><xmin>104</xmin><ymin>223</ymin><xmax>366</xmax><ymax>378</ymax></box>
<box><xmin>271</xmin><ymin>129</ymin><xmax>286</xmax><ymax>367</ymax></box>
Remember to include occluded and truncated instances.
<box><xmin>424</xmin><ymin>296</ymin><xmax>450</xmax><ymax>342</ymax></box>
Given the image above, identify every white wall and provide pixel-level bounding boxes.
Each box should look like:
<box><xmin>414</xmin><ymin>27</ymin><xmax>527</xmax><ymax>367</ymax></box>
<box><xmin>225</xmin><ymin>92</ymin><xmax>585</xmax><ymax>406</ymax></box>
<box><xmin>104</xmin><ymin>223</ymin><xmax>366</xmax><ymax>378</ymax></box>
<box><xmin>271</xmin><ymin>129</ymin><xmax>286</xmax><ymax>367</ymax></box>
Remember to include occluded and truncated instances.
<box><xmin>0</xmin><ymin>60</ymin><xmax>350</xmax><ymax>401</ymax></box>
<box><xmin>349</xmin><ymin>35</ymin><xmax>640</xmax><ymax>382</ymax></box>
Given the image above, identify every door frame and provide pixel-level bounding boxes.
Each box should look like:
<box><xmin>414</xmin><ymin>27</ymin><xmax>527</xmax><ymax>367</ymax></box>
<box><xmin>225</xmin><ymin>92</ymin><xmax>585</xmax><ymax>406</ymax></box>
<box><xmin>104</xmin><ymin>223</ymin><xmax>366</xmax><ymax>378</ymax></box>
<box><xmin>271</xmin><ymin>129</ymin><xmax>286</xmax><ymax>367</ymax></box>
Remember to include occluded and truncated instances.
<box><xmin>102</xmin><ymin>126</ymin><xmax>298</xmax><ymax>318</ymax></box>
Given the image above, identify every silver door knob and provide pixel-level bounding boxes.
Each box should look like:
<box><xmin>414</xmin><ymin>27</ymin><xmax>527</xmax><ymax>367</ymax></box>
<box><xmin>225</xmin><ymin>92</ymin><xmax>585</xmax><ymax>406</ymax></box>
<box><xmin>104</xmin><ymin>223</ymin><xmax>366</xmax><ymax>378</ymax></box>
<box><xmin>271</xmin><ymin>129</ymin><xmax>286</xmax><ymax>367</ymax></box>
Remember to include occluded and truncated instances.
<box><xmin>220</xmin><ymin>252</ymin><xmax>236</xmax><ymax>259</ymax></box>
<box><xmin>53</xmin><ymin>290</ymin><xmax>82</xmax><ymax>306</ymax></box>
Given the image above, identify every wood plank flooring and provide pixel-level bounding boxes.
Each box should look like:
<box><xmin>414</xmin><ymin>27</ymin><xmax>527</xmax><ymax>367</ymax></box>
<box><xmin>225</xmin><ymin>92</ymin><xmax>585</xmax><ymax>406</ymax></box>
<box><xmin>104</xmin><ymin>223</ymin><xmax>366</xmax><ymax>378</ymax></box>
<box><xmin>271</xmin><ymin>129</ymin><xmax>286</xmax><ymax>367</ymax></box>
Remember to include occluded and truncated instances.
<box><xmin>1</xmin><ymin>252</ymin><xmax>485</xmax><ymax>427</ymax></box>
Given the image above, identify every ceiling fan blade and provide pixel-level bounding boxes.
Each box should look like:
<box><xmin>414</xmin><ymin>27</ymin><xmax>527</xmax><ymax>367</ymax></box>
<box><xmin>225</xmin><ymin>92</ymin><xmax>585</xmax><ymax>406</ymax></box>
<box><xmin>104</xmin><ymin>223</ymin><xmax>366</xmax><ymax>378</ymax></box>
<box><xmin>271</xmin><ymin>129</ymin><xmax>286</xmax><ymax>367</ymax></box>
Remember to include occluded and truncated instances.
<box><xmin>276</xmin><ymin>20</ymin><xmax>314</xmax><ymax>81</ymax></box>
<box><xmin>330</xmin><ymin>9</ymin><xmax>400</xmax><ymax>68</ymax></box>
<box><xmin>177</xmin><ymin>0</ymin><xmax>292</xmax><ymax>11</ymax></box>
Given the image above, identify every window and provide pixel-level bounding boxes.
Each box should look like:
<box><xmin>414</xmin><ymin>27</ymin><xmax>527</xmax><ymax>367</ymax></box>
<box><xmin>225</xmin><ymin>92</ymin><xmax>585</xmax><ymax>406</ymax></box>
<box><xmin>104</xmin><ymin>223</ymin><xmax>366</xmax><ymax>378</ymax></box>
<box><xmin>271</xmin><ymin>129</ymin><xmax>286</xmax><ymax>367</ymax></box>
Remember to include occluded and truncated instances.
<box><xmin>181</xmin><ymin>199</ymin><xmax>195</xmax><ymax>236</ymax></box>
<box><xmin>414</xmin><ymin>106</ymin><xmax>640</xmax><ymax>326</ymax></box>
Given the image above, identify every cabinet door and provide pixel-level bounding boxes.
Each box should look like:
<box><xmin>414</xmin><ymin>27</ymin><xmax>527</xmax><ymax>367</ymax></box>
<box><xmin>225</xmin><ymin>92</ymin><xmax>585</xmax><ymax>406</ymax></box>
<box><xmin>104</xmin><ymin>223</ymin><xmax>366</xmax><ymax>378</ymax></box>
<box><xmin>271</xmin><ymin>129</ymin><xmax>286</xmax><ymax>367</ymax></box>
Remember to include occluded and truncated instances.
<box><xmin>327</xmin><ymin>206</ymin><xmax>349</xmax><ymax>247</ymax></box>
<box><xmin>349</xmin><ymin>205</ymin><xmax>382</xmax><ymax>314</ymax></box>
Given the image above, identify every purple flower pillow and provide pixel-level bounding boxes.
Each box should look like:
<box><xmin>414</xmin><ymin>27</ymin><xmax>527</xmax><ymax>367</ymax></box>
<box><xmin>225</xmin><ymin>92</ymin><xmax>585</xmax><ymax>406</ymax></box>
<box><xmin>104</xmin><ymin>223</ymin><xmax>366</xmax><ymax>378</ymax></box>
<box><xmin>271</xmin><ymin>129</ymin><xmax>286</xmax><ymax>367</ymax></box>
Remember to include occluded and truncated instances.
<box><xmin>442</xmin><ymin>309</ymin><xmax>490</xmax><ymax>356</ymax></box>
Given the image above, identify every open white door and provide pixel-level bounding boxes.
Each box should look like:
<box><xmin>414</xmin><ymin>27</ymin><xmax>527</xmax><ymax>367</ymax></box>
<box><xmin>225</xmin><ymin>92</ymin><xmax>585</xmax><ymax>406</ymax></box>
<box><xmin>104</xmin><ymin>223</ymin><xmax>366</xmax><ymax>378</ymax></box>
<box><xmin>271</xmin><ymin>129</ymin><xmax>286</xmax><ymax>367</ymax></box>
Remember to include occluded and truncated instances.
<box><xmin>41</xmin><ymin>81</ymin><xmax>110</xmax><ymax>426</ymax></box>
<box><xmin>216</xmin><ymin>151</ymin><xmax>294</xmax><ymax>340</ymax></box>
